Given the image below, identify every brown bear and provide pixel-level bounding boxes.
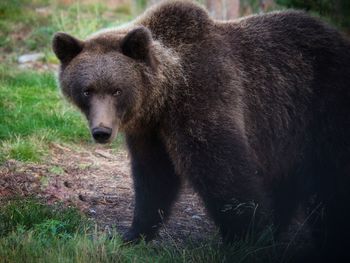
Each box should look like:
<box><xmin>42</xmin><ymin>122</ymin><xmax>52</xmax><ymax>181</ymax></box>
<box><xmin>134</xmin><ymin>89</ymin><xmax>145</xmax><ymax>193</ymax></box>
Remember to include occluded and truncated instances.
<box><xmin>52</xmin><ymin>0</ymin><xmax>350</xmax><ymax>261</ymax></box>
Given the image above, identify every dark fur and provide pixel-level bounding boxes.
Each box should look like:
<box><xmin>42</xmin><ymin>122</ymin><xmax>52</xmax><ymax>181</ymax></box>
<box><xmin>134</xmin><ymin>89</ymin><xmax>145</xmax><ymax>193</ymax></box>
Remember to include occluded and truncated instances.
<box><xmin>53</xmin><ymin>1</ymin><xmax>350</xmax><ymax>261</ymax></box>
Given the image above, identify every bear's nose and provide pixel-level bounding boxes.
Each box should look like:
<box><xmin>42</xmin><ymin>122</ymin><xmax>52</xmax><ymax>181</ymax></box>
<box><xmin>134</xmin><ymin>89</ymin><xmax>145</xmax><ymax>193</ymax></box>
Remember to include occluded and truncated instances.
<box><xmin>92</xmin><ymin>127</ymin><xmax>112</xmax><ymax>143</ymax></box>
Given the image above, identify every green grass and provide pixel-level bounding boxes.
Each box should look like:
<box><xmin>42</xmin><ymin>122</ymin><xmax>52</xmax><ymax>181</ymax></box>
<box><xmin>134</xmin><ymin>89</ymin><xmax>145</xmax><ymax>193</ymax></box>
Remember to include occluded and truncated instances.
<box><xmin>0</xmin><ymin>67</ymin><xmax>88</xmax><ymax>141</ymax></box>
<box><xmin>0</xmin><ymin>67</ymin><xmax>90</xmax><ymax>162</ymax></box>
<box><xmin>0</xmin><ymin>198</ymin><xmax>277</xmax><ymax>263</ymax></box>
<box><xmin>0</xmin><ymin>198</ymin><xmax>90</xmax><ymax>238</ymax></box>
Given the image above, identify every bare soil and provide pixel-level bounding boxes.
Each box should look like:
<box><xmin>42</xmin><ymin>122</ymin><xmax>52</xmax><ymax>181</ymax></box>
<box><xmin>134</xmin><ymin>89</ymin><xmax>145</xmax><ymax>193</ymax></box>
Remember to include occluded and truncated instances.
<box><xmin>0</xmin><ymin>142</ymin><xmax>217</xmax><ymax>244</ymax></box>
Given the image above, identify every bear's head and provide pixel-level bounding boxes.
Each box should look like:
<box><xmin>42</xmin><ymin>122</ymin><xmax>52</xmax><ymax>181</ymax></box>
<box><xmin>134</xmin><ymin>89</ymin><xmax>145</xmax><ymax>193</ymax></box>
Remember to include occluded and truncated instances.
<box><xmin>52</xmin><ymin>27</ymin><xmax>172</xmax><ymax>144</ymax></box>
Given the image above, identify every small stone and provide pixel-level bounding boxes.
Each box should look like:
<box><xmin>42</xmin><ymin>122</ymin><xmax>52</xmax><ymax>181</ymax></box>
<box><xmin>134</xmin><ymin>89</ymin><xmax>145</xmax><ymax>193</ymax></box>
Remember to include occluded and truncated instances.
<box><xmin>88</xmin><ymin>209</ymin><xmax>96</xmax><ymax>215</ymax></box>
<box><xmin>18</xmin><ymin>53</ymin><xmax>45</xmax><ymax>64</ymax></box>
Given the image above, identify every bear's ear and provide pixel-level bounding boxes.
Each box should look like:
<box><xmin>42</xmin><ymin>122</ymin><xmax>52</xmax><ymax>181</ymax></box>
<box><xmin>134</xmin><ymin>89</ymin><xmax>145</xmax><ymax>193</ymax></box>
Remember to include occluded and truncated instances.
<box><xmin>52</xmin><ymin>32</ymin><xmax>84</xmax><ymax>64</ymax></box>
<box><xmin>121</xmin><ymin>27</ymin><xmax>155</xmax><ymax>65</ymax></box>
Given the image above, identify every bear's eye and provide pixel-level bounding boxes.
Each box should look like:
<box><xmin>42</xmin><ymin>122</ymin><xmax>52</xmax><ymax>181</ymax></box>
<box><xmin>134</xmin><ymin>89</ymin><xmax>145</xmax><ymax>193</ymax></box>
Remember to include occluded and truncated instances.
<box><xmin>83</xmin><ymin>89</ymin><xmax>92</xmax><ymax>97</ymax></box>
<box><xmin>113</xmin><ymin>89</ymin><xmax>122</xmax><ymax>97</ymax></box>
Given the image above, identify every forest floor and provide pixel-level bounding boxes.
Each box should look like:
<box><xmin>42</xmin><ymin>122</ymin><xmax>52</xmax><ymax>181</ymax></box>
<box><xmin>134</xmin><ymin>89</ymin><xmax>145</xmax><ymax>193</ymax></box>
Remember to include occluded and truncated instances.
<box><xmin>0</xmin><ymin>142</ymin><xmax>217</xmax><ymax>244</ymax></box>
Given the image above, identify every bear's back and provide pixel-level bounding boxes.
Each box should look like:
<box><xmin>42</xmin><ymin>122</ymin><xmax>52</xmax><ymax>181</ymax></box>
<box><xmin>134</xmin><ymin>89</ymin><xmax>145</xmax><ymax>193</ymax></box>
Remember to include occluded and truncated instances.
<box><xmin>136</xmin><ymin>0</ymin><xmax>213</xmax><ymax>46</ymax></box>
<box><xmin>137</xmin><ymin>1</ymin><xmax>350</xmax><ymax>57</ymax></box>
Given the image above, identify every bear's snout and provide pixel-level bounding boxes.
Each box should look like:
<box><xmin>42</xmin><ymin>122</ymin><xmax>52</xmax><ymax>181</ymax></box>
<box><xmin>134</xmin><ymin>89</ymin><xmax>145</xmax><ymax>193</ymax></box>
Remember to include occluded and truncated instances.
<box><xmin>91</xmin><ymin>126</ymin><xmax>112</xmax><ymax>144</ymax></box>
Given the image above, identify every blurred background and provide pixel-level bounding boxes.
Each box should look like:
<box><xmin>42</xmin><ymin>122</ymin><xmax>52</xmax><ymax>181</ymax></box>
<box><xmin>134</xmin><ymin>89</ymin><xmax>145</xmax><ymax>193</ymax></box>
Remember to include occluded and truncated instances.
<box><xmin>0</xmin><ymin>0</ymin><xmax>349</xmax><ymax>69</ymax></box>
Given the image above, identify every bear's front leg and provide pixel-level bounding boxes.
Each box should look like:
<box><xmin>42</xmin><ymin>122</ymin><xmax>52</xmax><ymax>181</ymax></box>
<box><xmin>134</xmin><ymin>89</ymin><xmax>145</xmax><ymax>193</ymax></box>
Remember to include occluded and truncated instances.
<box><xmin>182</xmin><ymin>130</ymin><xmax>271</xmax><ymax>243</ymax></box>
<box><xmin>123</xmin><ymin>132</ymin><xmax>181</xmax><ymax>242</ymax></box>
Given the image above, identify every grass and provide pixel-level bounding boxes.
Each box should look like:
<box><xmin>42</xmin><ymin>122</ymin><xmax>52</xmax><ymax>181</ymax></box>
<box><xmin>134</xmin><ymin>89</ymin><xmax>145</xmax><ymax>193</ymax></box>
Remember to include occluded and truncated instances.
<box><xmin>0</xmin><ymin>198</ymin><xmax>90</xmax><ymax>237</ymax></box>
<box><xmin>0</xmin><ymin>198</ymin><xmax>277</xmax><ymax>263</ymax></box>
<box><xmin>0</xmin><ymin>0</ymin><xmax>133</xmax><ymax>61</ymax></box>
<box><xmin>0</xmin><ymin>69</ymin><xmax>85</xmax><ymax>140</ymax></box>
<box><xmin>0</xmin><ymin>66</ymin><xmax>90</xmax><ymax>162</ymax></box>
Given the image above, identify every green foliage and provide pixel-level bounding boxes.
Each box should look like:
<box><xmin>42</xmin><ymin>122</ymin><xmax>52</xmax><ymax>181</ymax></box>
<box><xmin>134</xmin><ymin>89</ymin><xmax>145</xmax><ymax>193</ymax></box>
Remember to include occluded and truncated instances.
<box><xmin>276</xmin><ymin>0</ymin><xmax>350</xmax><ymax>29</ymax></box>
<box><xmin>277</xmin><ymin>0</ymin><xmax>328</xmax><ymax>10</ymax></box>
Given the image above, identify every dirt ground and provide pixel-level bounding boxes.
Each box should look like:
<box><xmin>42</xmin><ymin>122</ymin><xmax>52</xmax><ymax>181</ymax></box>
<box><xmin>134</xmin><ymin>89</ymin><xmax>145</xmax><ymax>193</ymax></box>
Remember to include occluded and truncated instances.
<box><xmin>0</xmin><ymin>142</ymin><xmax>217</xmax><ymax>244</ymax></box>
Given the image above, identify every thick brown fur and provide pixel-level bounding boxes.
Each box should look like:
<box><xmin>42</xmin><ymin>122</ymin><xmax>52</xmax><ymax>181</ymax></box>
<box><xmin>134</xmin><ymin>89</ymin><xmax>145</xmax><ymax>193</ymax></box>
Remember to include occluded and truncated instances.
<box><xmin>52</xmin><ymin>1</ymin><xmax>350</xmax><ymax>262</ymax></box>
